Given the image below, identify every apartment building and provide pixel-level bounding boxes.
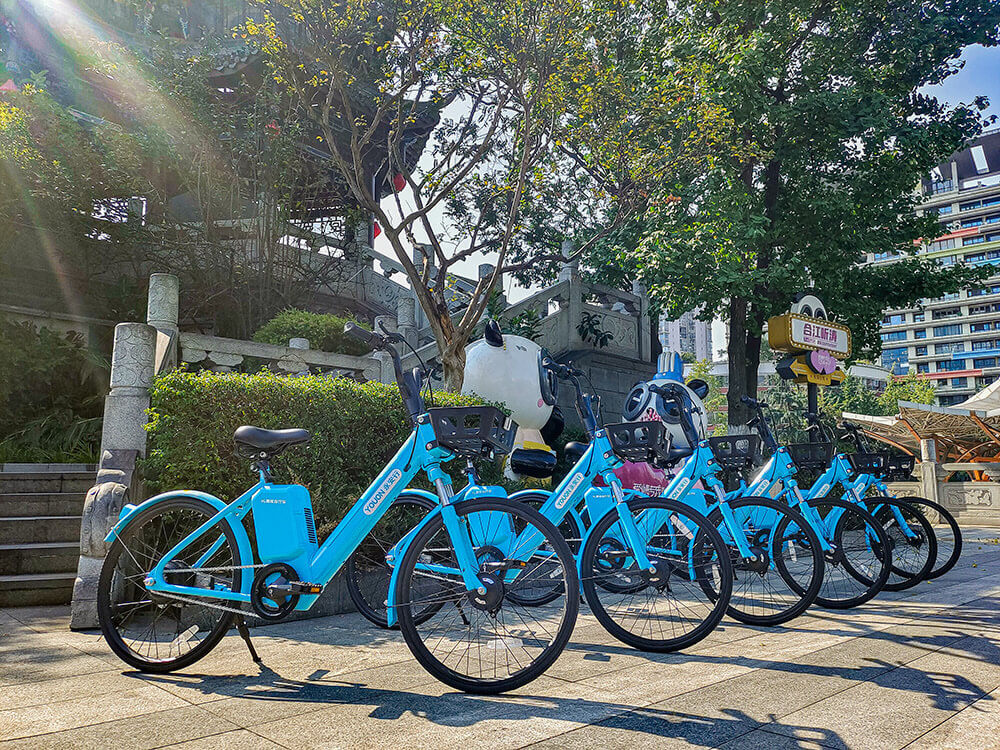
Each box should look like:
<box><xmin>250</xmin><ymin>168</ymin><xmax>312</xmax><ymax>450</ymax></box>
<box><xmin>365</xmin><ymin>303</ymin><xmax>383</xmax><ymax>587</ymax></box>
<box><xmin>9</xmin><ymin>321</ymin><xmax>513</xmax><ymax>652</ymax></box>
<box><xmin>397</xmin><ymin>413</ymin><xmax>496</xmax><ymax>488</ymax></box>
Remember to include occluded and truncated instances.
<box><xmin>659</xmin><ymin>309</ymin><xmax>713</xmax><ymax>362</ymax></box>
<box><xmin>873</xmin><ymin>128</ymin><xmax>1000</xmax><ymax>406</ymax></box>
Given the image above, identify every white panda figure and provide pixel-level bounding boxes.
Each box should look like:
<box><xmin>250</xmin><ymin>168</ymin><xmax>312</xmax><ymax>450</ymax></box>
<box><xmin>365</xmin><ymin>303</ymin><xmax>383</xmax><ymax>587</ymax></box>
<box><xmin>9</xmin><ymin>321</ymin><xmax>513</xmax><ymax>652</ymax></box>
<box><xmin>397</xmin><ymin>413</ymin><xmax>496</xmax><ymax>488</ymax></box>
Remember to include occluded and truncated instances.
<box><xmin>462</xmin><ymin>321</ymin><xmax>561</xmax><ymax>481</ymax></box>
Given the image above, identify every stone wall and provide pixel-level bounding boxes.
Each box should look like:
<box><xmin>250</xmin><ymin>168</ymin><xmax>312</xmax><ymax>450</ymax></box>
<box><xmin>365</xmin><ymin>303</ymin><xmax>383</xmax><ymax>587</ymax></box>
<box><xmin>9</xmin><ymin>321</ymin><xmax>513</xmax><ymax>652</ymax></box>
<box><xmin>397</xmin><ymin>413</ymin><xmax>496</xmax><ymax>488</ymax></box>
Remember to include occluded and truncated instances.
<box><xmin>556</xmin><ymin>350</ymin><xmax>656</xmax><ymax>429</ymax></box>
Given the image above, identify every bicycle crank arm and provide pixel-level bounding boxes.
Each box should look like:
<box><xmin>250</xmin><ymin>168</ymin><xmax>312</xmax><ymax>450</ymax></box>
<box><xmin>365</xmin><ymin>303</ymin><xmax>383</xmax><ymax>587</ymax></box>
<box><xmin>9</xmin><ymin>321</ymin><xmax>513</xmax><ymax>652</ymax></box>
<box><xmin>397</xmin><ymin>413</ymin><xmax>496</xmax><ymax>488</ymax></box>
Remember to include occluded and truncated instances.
<box><xmin>265</xmin><ymin>581</ymin><xmax>323</xmax><ymax>598</ymax></box>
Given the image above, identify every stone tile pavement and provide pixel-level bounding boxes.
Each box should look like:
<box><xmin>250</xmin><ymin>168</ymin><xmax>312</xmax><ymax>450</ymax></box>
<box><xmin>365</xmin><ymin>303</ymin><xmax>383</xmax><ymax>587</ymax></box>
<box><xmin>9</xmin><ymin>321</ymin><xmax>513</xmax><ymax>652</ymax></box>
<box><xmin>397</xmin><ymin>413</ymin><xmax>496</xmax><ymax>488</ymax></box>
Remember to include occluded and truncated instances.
<box><xmin>2</xmin><ymin>530</ymin><xmax>1000</xmax><ymax>749</ymax></box>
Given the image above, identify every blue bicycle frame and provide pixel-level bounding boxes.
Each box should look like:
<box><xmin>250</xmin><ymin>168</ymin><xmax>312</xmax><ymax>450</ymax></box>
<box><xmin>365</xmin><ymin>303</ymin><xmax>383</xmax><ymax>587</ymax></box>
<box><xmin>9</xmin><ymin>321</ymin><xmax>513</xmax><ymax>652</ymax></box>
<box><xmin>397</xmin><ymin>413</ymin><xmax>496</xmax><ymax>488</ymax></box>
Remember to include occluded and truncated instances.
<box><xmin>105</xmin><ymin>413</ymin><xmax>504</xmax><ymax>615</ymax></box>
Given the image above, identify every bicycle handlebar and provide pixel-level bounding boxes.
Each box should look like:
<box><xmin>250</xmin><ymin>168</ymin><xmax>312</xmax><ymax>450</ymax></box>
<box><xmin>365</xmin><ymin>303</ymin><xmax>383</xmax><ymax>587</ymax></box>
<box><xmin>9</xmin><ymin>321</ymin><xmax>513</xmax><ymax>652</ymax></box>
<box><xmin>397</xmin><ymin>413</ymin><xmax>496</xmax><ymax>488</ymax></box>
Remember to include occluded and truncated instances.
<box><xmin>541</xmin><ymin>357</ymin><xmax>598</xmax><ymax>434</ymax></box>
<box><xmin>649</xmin><ymin>383</ymin><xmax>701</xmax><ymax>449</ymax></box>
<box><xmin>345</xmin><ymin>322</ymin><xmax>424</xmax><ymax>420</ymax></box>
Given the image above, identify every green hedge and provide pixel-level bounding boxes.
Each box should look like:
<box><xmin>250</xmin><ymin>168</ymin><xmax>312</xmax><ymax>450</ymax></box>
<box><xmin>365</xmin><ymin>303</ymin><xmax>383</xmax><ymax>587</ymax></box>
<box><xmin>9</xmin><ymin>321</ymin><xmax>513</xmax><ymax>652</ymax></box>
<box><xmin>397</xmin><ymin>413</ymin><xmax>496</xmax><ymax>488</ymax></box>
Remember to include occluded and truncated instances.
<box><xmin>142</xmin><ymin>370</ymin><xmax>498</xmax><ymax>532</ymax></box>
<box><xmin>252</xmin><ymin>309</ymin><xmax>371</xmax><ymax>356</ymax></box>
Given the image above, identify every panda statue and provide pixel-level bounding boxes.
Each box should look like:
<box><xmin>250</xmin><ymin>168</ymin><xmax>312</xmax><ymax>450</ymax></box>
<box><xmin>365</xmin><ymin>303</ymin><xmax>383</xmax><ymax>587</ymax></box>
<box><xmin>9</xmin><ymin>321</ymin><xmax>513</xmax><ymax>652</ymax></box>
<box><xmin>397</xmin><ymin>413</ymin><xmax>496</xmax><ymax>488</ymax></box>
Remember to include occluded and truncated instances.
<box><xmin>462</xmin><ymin>321</ymin><xmax>563</xmax><ymax>482</ymax></box>
<box><xmin>611</xmin><ymin>352</ymin><xmax>711</xmax><ymax>496</ymax></box>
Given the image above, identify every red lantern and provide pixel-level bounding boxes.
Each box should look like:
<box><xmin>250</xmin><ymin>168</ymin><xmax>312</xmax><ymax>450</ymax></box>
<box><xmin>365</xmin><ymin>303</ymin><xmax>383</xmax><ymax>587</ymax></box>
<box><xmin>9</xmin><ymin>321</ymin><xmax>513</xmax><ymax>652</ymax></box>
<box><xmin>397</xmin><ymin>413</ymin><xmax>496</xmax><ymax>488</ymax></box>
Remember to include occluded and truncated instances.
<box><xmin>373</xmin><ymin>222</ymin><xmax>381</xmax><ymax>239</ymax></box>
<box><xmin>391</xmin><ymin>173</ymin><xmax>406</xmax><ymax>192</ymax></box>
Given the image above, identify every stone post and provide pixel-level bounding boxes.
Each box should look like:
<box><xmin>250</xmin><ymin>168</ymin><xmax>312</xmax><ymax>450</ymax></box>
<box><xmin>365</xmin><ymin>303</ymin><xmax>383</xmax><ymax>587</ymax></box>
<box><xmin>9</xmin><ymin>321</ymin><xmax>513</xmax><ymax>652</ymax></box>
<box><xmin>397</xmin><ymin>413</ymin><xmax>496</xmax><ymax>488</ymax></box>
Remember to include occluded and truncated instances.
<box><xmin>558</xmin><ymin>239</ymin><xmax>584</xmax><ymax>349</ymax></box>
<box><xmin>919</xmin><ymin>438</ymin><xmax>942</xmax><ymax>506</ymax></box>
<box><xmin>397</xmin><ymin>295</ymin><xmax>418</xmax><ymax>349</ymax></box>
<box><xmin>632</xmin><ymin>279</ymin><xmax>651</xmax><ymax>362</ymax></box>
<box><xmin>71</xmin><ymin>322</ymin><xmax>157</xmax><ymax>629</ymax></box>
<box><xmin>147</xmin><ymin>273</ymin><xmax>179</xmax><ymax>374</ymax></box>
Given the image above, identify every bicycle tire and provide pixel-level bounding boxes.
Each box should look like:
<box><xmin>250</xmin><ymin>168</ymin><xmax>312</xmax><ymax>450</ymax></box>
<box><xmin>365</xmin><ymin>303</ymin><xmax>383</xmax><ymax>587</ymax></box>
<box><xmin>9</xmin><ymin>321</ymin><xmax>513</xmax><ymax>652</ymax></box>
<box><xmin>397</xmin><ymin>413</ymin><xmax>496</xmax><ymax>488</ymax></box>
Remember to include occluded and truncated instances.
<box><xmin>863</xmin><ymin>497</ymin><xmax>936</xmax><ymax>591</ymax></box>
<box><xmin>395</xmin><ymin>497</ymin><xmax>578</xmax><ymax>694</ymax></box>
<box><xmin>894</xmin><ymin>496</ymin><xmax>962</xmax><ymax>579</ymax></box>
<box><xmin>707</xmin><ymin>496</ymin><xmax>824</xmax><ymax>627</ymax></box>
<box><xmin>97</xmin><ymin>496</ymin><xmax>242</xmax><ymax>673</ymax></box>
<box><xmin>345</xmin><ymin>492</ymin><xmax>437</xmax><ymax>628</ymax></box>
<box><xmin>581</xmin><ymin>496</ymin><xmax>733</xmax><ymax>652</ymax></box>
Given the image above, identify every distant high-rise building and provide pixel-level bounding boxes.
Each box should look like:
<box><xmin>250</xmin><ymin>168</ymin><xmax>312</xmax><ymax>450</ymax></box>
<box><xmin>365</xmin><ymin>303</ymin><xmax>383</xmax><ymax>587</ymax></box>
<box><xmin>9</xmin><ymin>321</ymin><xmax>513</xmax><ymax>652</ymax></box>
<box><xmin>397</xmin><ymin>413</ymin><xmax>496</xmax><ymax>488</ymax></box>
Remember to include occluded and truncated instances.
<box><xmin>868</xmin><ymin>128</ymin><xmax>1000</xmax><ymax>406</ymax></box>
<box><xmin>659</xmin><ymin>309</ymin><xmax>712</xmax><ymax>362</ymax></box>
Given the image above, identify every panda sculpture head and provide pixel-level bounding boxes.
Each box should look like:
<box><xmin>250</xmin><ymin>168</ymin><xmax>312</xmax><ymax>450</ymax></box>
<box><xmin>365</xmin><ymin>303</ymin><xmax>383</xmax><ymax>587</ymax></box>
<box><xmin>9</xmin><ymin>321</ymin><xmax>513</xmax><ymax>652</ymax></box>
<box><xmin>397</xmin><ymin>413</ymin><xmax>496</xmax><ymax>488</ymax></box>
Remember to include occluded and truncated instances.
<box><xmin>621</xmin><ymin>352</ymin><xmax>709</xmax><ymax>451</ymax></box>
<box><xmin>462</xmin><ymin>320</ymin><xmax>558</xmax><ymax>430</ymax></box>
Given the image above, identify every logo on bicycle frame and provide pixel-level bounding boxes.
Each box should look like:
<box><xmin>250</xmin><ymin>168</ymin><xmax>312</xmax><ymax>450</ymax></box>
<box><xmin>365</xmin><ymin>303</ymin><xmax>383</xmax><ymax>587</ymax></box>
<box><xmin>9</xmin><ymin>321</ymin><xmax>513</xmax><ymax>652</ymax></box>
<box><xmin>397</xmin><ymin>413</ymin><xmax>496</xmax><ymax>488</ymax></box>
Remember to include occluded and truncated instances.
<box><xmin>364</xmin><ymin>469</ymin><xmax>403</xmax><ymax>515</ymax></box>
<box><xmin>554</xmin><ymin>474</ymin><xmax>585</xmax><ymax>509</ymax></box>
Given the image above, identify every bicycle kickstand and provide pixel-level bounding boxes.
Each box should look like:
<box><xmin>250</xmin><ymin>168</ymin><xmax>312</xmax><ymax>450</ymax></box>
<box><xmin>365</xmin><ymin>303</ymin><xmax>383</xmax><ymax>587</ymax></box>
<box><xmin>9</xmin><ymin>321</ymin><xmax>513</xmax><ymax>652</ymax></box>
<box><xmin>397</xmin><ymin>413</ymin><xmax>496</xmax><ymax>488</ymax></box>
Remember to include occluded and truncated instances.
<box><xmin>235</xmin><ymin>615</ymin><xmax>263</xmax><ymax>664</ymax></box>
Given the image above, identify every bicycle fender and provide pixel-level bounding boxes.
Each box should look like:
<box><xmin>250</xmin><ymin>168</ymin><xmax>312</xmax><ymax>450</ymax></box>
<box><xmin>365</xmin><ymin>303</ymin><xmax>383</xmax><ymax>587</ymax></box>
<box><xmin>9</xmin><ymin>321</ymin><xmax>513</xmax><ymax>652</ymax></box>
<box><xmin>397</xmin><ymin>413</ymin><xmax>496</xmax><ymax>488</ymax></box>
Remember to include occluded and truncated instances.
<box><xmin>103</xmin><ymin>491</ymin><xmax>255</xmax><ymax>589</ymax></box>
<box><xmin>509</xmin><ymin>488</ymin><xmax>553</xmax><ymax>502</ymax></box>
<box><xmin>386</xmin><ymin>504</ymin><xmax>445</xmax><ymax>627</ymax></box>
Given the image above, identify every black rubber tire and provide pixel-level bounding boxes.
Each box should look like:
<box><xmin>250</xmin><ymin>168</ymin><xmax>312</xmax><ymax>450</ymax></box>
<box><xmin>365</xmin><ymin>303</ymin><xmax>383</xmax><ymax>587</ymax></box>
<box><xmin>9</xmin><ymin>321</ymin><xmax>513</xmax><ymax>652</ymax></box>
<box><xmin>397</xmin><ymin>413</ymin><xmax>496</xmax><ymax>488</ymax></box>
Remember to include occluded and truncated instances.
<box><xmin>897</xmin><ymin>496</ymin><xmax>962</xmax><ymax>579</ymax></box>
<box><xmin>507</xmin><ymin>491</ymin><xmax>586</xmax><ymax>607</ymax></box>
<box><xmin>580</xmin><ymin>497</ymin><xmax>733</xmax><ymax>652</ymax></box>
<box><xmin>345</xmin><ymin>492</ymin><xmax>437</xmax><ymax>628</ymax></box>
<box><xmin>708</xmin><ymin>496</ymin><xmax>825</xmax><ymax>627</ymax></box>
<box><xmin>801</xmin><ymin>497</ymin><xmax>891</xmax><ymax>609</ymax></box>
<box><xmin>97</xmin><ymin>497</ymin><xmax>241</xmax><ymax>673</ymax></box>
<box><xmin>864</xmin><ymin>497</ymin><xmax>937</xmax><ymax>591</ymax></box>
<box><xmin>395</xmin><ymin>498</ymin><xmax>578</xmax><ymax>694</ymax></box>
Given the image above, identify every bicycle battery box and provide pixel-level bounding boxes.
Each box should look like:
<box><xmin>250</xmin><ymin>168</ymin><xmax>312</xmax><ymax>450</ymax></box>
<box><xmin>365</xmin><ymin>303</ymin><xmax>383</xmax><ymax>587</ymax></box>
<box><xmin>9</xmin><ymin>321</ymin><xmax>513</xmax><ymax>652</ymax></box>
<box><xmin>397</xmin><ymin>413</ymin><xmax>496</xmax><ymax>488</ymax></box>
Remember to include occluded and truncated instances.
<box><xmin>251</xmin><ymin>483</ymin><xmax>319</xmax><ymax>564</ymax></box>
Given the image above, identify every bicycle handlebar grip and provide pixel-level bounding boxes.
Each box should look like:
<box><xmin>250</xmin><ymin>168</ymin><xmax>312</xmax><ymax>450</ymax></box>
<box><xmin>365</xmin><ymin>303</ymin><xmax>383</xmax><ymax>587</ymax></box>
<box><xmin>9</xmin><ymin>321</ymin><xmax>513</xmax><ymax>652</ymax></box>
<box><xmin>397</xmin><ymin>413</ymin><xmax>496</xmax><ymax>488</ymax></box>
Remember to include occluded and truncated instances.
<box><xmin>344</xmin><ymin>322</ymin><xmax>379</xmax><ymax>347</ymax></box>
<box><xmin>740</xmin><ymin>395</ymin><xmax>757</xmax><ymax>407</ymax></box>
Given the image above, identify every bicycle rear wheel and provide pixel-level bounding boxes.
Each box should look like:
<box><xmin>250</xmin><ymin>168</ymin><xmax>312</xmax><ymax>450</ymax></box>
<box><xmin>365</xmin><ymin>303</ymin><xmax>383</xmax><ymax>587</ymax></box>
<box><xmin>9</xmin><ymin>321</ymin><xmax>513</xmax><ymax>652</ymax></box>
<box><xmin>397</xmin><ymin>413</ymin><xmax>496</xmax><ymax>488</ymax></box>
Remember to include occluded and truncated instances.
<box><xmin>97</xmin><ymin>497</ymin><xmax>242</xmax><ymax>672</ymax></box>
<box><xmin>345</xmin><ymin>492</ymin><xmax>436</xmax><ymax>628</ymax></box>
<box><xmin>581</xmin><ymin>497</ymin><xmax>733</xmax><ymax>652</ymax></box>
<box><xmin>708</xmin><ymin>496</ymin><xmax>825</xmax><ymax>627</ymax></box>
<box><xmin>802</xmin><ymin>498</ymin><xmax>891</xmax><ymax>609</ymax></box>
<box><xmin>395</xmin><ymin>498</ymin><xmax>578</xmax><ymax>694</ymax></box>
<box><xmin>863</xmin><ymin>497</ymin><xmax>936</xmax><ymax>591</ymax></box>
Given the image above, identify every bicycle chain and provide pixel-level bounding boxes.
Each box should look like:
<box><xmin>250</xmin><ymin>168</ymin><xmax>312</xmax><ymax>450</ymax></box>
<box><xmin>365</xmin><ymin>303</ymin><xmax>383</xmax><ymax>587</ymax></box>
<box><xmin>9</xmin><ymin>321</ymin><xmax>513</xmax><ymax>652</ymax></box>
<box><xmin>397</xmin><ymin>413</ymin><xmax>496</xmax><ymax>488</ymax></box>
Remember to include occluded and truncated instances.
<box><xmin>146</xmin><ymin>562</ymin><xmax>274</xmax><ymax>619</ymax></box>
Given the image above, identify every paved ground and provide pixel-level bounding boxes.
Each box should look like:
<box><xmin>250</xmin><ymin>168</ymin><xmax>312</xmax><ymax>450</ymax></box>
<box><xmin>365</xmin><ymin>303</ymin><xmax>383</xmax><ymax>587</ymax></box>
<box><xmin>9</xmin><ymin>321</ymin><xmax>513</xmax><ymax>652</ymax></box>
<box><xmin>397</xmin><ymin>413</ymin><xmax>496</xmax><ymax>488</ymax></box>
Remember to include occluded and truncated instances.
<box><xmin>2</xmin><ymin>530</ymin><xmax>1000</xmax><ymax>750</ymax></box>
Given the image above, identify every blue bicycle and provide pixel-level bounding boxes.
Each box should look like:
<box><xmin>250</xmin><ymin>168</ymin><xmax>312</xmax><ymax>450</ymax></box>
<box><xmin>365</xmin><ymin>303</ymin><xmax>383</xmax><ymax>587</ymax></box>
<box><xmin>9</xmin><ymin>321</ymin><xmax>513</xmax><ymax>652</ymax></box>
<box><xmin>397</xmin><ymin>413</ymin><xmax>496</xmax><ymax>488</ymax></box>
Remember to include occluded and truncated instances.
<box><xmin>97</xmin><ymin>323</ymin><xmax>579</xmax><ymax>694</ymax></box>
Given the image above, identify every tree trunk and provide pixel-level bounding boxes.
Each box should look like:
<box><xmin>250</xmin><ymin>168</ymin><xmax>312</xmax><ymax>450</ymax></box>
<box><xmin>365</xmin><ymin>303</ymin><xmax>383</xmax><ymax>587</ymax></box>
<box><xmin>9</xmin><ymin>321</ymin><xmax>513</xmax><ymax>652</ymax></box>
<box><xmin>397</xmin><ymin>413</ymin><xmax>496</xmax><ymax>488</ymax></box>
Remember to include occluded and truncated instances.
<box><xmin>726</xmin><ymin>297</ymin><xmax>750</xmax><ymax>430</ymax></box>
<box><xmin>441</xmin><ymin>340</ymin><xmax>467</xmax><ymax>392</ymax></box>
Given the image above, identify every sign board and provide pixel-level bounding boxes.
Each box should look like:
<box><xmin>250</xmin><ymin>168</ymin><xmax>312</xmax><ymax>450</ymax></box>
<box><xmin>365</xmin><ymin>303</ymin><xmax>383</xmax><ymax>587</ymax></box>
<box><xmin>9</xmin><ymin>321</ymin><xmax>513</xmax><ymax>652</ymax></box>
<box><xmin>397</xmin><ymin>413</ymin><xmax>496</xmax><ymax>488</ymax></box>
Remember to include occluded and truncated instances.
<box><xmin>776</xmin><ymin>354</ymin><xmax>847</xmax><ymax>386</ymax></box>
<box><xmin>768</xmin><ymin>313</ymin><xmax>851</xmax><ymax>359</ymax></box>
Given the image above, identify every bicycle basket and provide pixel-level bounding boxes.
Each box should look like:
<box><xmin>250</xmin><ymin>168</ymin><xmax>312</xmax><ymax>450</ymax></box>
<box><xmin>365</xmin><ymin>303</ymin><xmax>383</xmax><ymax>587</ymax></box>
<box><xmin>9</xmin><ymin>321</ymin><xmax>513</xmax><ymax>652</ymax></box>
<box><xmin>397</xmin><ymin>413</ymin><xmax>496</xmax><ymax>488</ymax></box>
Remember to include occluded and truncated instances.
<box><xmin>881</xmin><ymin>453</ymin><xmax>916</xmax><ymax>482</ymax></box>
<box><xmin>604</xmin><ymin>420</ymin><xmax>667</xmax><ymax>462</ymax></box>
<box><xmin>708</xmin><ymin>435</ymin><xmax>760</xmax><ymax>472</ymax></box>
<box><xmin>428</xmin><ymin>406</ymin><xmax>517</xmax><ymax>458</ymax></box>
<box><xmin>786</xmin><ymin>442</ymin><xmax>834</xmax><ymax>471</ymax></box>
<box><xmin>845</xmin><ymin>452</ymin><xmax>885</xmax><ymax>475</ymax></box>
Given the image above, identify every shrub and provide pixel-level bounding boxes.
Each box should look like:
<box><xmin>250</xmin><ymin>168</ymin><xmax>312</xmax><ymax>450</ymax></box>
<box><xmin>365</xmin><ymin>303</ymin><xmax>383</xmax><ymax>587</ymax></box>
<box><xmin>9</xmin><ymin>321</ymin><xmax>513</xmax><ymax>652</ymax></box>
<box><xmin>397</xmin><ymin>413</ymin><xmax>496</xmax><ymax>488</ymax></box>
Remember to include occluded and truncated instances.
<box><xmin>0</xmin><ymin>317</ymin><xmax>106</xmax><ymax>462</ymax></box>
<box><xmin>142</xmin><ymin>370</ymin><xmax>499</xmax><ymax>530</ymax></box>
<box><xmin>252</xmin><ymin>309</ymin><xmax>372</xmax><ymax>356</ymax></box>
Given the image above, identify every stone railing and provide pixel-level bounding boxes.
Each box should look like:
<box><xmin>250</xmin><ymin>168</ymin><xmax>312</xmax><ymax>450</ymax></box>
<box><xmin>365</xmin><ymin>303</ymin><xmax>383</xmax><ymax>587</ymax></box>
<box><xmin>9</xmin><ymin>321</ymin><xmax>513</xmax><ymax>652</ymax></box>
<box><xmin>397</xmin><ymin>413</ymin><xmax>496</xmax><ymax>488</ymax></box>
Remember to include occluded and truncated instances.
<box><xmin>882</xmin><ymin>438</ymin><xmax>1000</xmax><ymax>527</ymax></box>
<box><xmin>179</xmin><ymin>332</ymin><xmax>383</xmax><ymax>381</ymax></box>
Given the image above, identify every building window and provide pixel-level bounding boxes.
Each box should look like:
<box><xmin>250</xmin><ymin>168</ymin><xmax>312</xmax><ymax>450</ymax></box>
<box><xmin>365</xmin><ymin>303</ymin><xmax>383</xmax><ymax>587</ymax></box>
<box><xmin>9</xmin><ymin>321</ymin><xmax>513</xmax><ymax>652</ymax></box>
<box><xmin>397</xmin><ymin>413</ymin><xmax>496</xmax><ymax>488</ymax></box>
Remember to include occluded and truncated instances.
<box><xmin>932</xmin><ymin>308</ymin><xmax>961</xmax><ymax>320</ymax></box>
<box><xmin>934</xmin><ymin>205</ymin><xmax>954</xmax><ymax>215</ymax></box>
<box><xmin>971</xmin><ymin>322</ymin><xmax>997</xmax><ymax>333</ymax></box>
<box><xmin>937</xmin><ymin>359</ymin><xmax>966</xmax><ymax>372</ymax></box>
<box><xmin>935</xmin><ymin>342</ymin><xmax>965</xmax><ymax>354</ymax></box>
<box><xmin>913</xmin><ymin>311</ymin><xmax>925</xmax><ymax>322</ymax></box>
<box><xmin>987</xmin><ymin>214</ymin><xmax>1000</xmax><ymax>225</ymax></box>
<box><xmin>969</xmin><ymin>285</ymin><xmax>1000</xmax><ymax>297</ymax></box>
<box><xmin>913</xmin><ymin>329</ymin><xmax>927</xmax><ymax>339</ymax></box>
<box><xmin>962</xmin><ymin>218</ymin><xmax>984</xmax><ymax>228</ymax></box>
<box><xmin>928</xmin><ymin>239</ymin><xmax>956</xmax><ymax>253</ymax></box>
<box><xmin>881</xmin><ymin>347</ymin><xmax>909</xmax><ymax>372</ymax></box>
<box><xmin>965</xmin><ymin>237</ymin><xmax>986</xmax><ymax>247</ymax></box>
<box><xmin>939</xmin><ymin>394</ymin><xmax>967</xmax><ymax>406</ymax></box>
<box><xmin>917</xmin><ymin>363</ymin><xmax>930</xmax><ymax>373</ymax></box>
<box><xmin>930</xmin><ymin>179</ymin><xmax>954</xmax><ymax>195</ymax></box>
<box><xmin>977</xmin><ymin>376</ymin><xmax>996</xmax><ymax>388</ymax></box>
<box><xmin>933</xmin><ymin>324</ymin><xmax>963</xmax><ymax>337</ymax></box>
<box><xmin>974</xmin><ymin>357</ymin><xmax>997</xmax><ymax>369</ymax></box>
<box><xmin>972</xmin><ymin>340</ymin><xmax>997</xmax><ymax>351</ymax></box>
<box><xmin>951</xmin><ymin>377</ymin><xmax>968</xmax><ymax>388</ymax></box>
<box><xmin>881</xmin><ymin>331</ymin><xmax>907</xmax><ymax>342</ymax></box>
<box><xmin>915</xmin><ymin>345</ymin><xmax>928</xmax><ymax>356</ymax></box>
<box><xmin>882</xmin><ymin>313</ymin><xmax>906</xmax><ymax>325</ymax></box>
<box><xmin>960</xmin><ymin>200</ymin><xmax>982</xmax><ymax>211</ymax></box>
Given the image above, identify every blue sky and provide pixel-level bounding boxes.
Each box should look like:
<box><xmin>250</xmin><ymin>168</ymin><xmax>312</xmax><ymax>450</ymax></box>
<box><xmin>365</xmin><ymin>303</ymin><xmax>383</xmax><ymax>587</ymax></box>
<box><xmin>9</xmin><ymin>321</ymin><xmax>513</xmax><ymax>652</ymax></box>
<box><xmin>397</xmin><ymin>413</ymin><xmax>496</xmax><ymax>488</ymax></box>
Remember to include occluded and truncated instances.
<box><xmin>922</xmin><ymin>44</ymin><xmax>1000</xmax><ymax>122</ymax></box>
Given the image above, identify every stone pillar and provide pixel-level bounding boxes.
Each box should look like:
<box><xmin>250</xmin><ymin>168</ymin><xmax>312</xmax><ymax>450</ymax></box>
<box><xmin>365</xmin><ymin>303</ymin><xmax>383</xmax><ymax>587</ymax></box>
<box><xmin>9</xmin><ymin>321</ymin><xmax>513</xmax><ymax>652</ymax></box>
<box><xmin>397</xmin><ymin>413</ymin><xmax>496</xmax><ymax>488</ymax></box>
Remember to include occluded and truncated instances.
<box><xmin>557</xmin><ymin>239</ymin><xmax>578</xmax><ymax>283</ymax></box>
<box><xmin>919</xmin><ymin>438</ymin><xmax>942</xmax><ymax>505</ymax></box>
<box><xmin>71</xmin><ymin>322</ymin><xmax>157</xmax><ymax>629</ymax></box>
<box><xmin>289</xmin><ymin>337</ymin><xmax>309</xmax><ymax>350</ymax></box>
<box><xmin>397</xmin><ymin>295</ymin><xmax>418</xmax><ymax>349</ymax></box>
<box><xmin>632</xmin><ymin>279</ymin><xmax>651</xmax><ymax>362</ymax></box>
<box><xmin>147</xmin><ymin>273</ymin><xmax>179</xmax><ymax>374</ymax></box>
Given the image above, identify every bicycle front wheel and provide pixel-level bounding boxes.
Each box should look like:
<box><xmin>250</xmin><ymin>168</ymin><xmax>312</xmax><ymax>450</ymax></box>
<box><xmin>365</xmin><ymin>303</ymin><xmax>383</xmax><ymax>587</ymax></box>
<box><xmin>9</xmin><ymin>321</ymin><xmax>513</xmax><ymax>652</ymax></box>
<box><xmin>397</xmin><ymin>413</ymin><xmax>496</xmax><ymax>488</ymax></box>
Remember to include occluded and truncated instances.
<box><xmin>802</xmin><ymin>497</ymin><xmax>891</xmax><ymax>609</ymax></box>
<box><xmin>345</xmin><ymin>492</ymin><xmax>436</xmax><ymax>628</ymax></box>
<box><xmin>863</xmin><ymin>497</ymin><xmax>937</xmax><ymax>591</ymax></box>
<box><xmin>708</xmin><ymin>496</ymin><xmax>825</xmax><ymax>627</ymax></box>
<box><xmin>395</xmin><ymin>498</ymin><xmax>578</xmax><ymax>694</ymax></box>
<box><xmin>581</xmin><ymin>497</ymin><xmax>733</xmax><ymax>652</ymax></box>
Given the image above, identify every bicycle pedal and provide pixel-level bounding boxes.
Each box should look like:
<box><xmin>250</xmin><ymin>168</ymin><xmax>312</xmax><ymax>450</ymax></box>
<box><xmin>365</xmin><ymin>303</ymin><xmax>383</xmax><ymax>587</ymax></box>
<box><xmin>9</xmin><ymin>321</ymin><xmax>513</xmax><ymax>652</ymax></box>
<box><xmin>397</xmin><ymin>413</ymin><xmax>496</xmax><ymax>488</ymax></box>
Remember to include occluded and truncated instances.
<box><xmin>289</xmin><ymin>581</ymin><xmax>323</xmax><ymax>595</ymax></box>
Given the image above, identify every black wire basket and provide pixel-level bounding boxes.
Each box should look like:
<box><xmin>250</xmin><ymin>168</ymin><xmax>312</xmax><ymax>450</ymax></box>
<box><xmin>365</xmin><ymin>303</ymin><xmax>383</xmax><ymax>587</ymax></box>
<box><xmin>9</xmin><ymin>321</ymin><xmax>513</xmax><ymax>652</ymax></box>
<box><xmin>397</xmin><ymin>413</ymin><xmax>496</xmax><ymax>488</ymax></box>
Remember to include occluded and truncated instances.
<box><xmin>708</xmin><ymin>435</ymin><xmax>760</xmax><ymax>472</ymax></box>
<box><xmin>427</xmin><ymin>406</ymin><xmax>517</xmax><ymax>458</ymax></box>
<box><xmin>604</xmin><ymin>421</ymin><xmax>668</xmax><ymax>462</ymax></box>
<box><xmin>846</xmin><ymin>452</ymin><xmax>885</xmax><ymax>476</ymax></box>
<box><xmin>786</xmin><ymin>442</ymin><xmax>835</xmax><ymax>471</ymax></box>
<box><xmin>880</xmin><ymin>453</ymin><xmax>916</xmax><ymax>481</ymax></box>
